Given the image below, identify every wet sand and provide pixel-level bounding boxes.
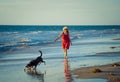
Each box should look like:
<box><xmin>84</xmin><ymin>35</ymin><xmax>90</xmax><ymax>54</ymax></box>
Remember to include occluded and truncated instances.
<box><xmin>96</xmin><ymin>52</ymin><xmax>120</xmax><ymax>55</ymax></box>
<box><xmin>72</xmin><ymin>61</ymin><xmax>120</xmax><ymax>82</ymax></box>
<box><xmin>72</xmin><ymin>51</ymin><xmax>120</xmax><ymax>82</ymax></box>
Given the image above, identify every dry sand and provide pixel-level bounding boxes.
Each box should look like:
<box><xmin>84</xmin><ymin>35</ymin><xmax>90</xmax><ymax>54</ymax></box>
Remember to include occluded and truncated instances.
<box><xmin>72</xmin><ymin>62</ymin><xmax>120</xmax><ymax>82</ymax></box>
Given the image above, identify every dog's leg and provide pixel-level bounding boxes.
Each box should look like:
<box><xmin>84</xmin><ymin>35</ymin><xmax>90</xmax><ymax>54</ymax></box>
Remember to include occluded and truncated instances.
<box><xmin>43</xmin><ymin>60</ymin><xmax>46</xmax><ymax>65</ymax></box>
<box><xmin>34</xmin><ymin>65</ymin><xmax>37</xmax><ymax>69</ymax></box>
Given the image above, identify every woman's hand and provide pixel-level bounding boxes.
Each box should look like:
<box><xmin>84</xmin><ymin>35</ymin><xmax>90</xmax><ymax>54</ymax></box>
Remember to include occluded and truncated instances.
<box><xmin>54</xmin><ymin>39</ymin><xmax>58</xmax><ymax>42</ymax></box>
<box><xmin>54</xmin><ymin>35</ymin><xmax>61</xmax><ymax>42</ymax></box>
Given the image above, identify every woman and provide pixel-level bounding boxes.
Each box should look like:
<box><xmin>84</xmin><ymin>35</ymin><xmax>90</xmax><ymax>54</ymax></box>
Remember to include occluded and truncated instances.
<box><xmin>55</xmin><ymin>26</ymin><xmax>72</xmax><ymax>58</ymax></box>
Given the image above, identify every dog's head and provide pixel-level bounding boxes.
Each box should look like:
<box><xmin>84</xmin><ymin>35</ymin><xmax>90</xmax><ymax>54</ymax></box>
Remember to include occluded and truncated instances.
<box><xmin>39</xmin><ymin>50</ymin><xmax>42</xmax><ymax>53</ymax></box>
<box><xmin>39</xmin><ymin>50</ymin><xmax>42</xmax><ymax>56</ymax></box>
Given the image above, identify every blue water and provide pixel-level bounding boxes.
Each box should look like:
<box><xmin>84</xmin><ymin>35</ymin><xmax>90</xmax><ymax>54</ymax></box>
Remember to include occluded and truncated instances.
<box><xmin>0</xmin><ymin>25</ymin><xmax>120</xmax><ymax>32</ymax></box>
<box><xmin>0</xmin><ymin>25</ymin><xmax>120</xmax><ymax>82</ymax></box>
<box><xmin>0</xmin><ymin>25</ymin><xmax>120</xmax><ymax>54</ymax></box>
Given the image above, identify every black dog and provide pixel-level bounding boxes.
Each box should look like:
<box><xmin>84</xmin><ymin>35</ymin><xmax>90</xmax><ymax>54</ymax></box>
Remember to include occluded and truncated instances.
<box><xmin>25</xmin><ymin>50</ymin><xmax>45</xmax><ymax>69</ymax></box>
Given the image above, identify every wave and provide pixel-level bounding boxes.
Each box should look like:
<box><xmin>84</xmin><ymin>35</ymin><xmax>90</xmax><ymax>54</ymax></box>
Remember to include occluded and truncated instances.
<box><xmin>0</xmin><ymin>55</ymin><xmax>85</xmax><ymax>63</ymax></box>
<box><xmin>1</xmin><ymin>52</ymin><xmax>120</xmax><ymax>64</ymax></box>
<box><xmin>27</xmin><ymin>31</ymin><xmax>42</xmax><ymax>34</ymax></box>
<box><xmin>0</xmin><ymin>27</ymin><xmax>120</xmax><ymax>54</ymax></box>
<box><xmin>20</xmin><ymin>38</ymin><xmax>31</xmax><ymax>43</ymax></box>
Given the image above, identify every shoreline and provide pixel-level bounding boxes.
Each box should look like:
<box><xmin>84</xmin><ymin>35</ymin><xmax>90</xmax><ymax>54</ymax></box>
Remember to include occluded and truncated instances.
<box><xmin>72</xmin><ymin>62</ymin><xmax>120</xmax><ymax>82</ymax></box>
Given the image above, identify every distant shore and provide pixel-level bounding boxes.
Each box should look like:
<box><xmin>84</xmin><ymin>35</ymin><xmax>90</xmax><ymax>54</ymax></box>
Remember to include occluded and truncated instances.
<box><xmin>72</xmin><ymin>51</ymin><xmax>120</xmax><ymax>82</ymax></box>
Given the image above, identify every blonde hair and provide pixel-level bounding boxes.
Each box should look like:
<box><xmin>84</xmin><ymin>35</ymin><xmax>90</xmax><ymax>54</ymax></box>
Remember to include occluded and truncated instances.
<box><xmin>63</xmin><ymin>26</ymin><xmax>68</xmax><ymax>31</ymax></box>
<box><xmin>62</xmin><ymin>26</ymin><xmax>69</xmax><ymax>35</ymax></box>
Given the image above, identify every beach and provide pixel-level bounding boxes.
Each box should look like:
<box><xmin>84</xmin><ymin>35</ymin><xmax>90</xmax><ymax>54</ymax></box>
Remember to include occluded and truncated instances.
<box><xmin>0</xmin><ymin>26</ymin><xmax>120</xmax><ymax>82</ymax></box>
<box><xmin>72</xmin><ymin>54</ymin><xmax>120</xmax><ymax>82</ymax></box>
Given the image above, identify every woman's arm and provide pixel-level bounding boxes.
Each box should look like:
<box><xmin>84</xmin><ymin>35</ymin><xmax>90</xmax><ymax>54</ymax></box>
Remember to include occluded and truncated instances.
<box><xmin>54</xmin><ymin>33</ymin><xmax>62</xmax><ymax>42</ymax></box>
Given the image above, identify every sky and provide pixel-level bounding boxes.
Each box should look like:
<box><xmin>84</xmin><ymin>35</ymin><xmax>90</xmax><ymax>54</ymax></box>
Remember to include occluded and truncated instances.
<box><xmin>0</xmin><ymin>0</ymin><xmax>120</xmax><ymax>25</ymax></box>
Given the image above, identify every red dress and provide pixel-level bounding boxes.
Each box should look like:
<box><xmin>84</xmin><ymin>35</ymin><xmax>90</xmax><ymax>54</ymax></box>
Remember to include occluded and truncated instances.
<box><xmin>61</xmin><ymin>32</ymin><xmax>70</xmax><ymax>49</ymax></box>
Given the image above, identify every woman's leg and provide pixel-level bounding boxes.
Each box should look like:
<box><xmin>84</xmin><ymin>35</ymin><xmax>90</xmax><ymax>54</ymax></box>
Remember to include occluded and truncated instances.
<box><xmin>63</xmin><ymin>49</ymin><xmax>67</xmax><ymax>58</ymax></box>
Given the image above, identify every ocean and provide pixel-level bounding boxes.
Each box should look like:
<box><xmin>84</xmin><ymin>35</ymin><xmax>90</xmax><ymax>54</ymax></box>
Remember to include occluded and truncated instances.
<box><xmin>0</xmin><ymin>25</ymin><xmax>120</xmax><ymax>32</ymax></box>
<box><xmin>0</xmin><ymin>25</ymin><xmax>120</xmax><ymax>82</ymax></box>
<box><xmin>0</xmin><ymin>25</ymin><xmax>120</xmax><ymax>54</ymax></box>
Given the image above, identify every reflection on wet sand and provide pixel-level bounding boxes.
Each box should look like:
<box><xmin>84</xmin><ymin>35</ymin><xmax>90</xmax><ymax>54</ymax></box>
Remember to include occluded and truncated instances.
<box><xmin>64</xmin><ymin>58</ymin><xmax>73</xmax><ymax>82</ymax></box>
<box><xmin>24</xmin><ymin>69</ymin><xmax>45</xmax><ymax>82</ymax></box>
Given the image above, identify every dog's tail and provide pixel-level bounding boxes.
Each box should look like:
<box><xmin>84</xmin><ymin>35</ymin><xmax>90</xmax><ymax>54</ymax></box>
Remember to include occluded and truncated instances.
<box><xmin>39</xmin><ymin>50</ymin><xmax>42</xmax><ymax>57</ymax></box>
